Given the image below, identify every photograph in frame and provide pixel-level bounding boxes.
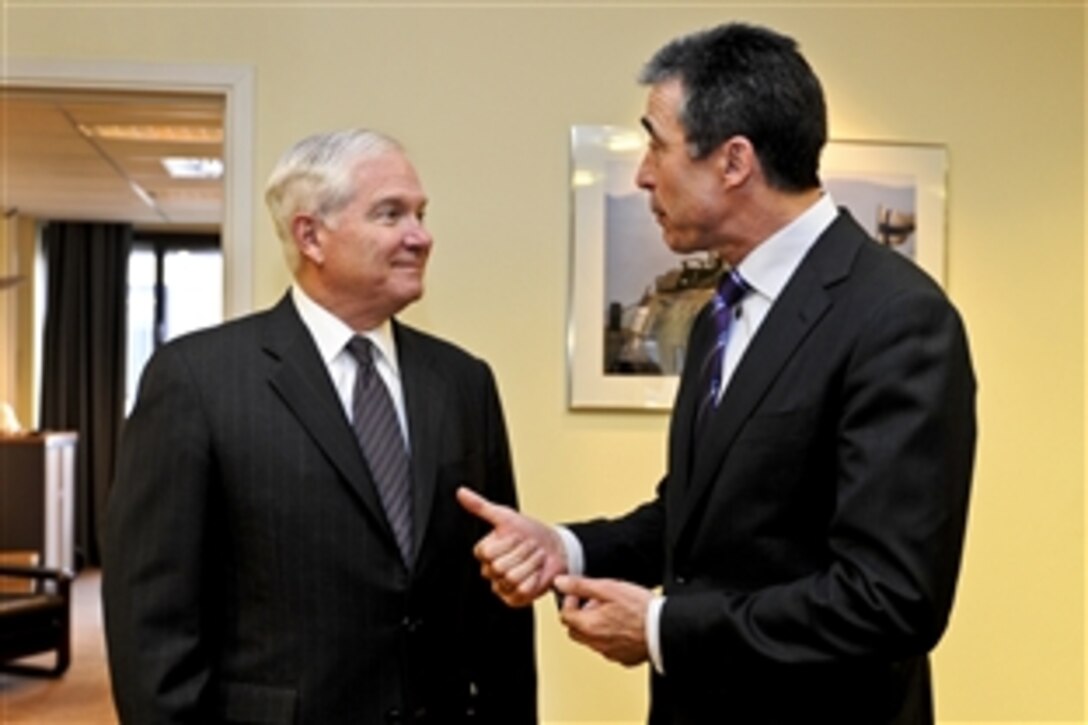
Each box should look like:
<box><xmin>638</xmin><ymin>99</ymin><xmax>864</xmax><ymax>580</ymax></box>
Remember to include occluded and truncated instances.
<box><xmin>821</xmin><ymin>140</ymin><xmax>947</xmax><ymax>287</ymax></box>
<box><xmin>567</xmin><ymin>126</ymin><xmax>947</xmax><ymax>410</ymax></box>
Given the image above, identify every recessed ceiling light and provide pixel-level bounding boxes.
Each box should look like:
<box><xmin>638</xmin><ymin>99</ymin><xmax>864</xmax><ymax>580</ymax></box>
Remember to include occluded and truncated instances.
<box><xmin>161</xmin><ymin>157</ymin><xmax>224</xmax><ymax>179</ymax></box>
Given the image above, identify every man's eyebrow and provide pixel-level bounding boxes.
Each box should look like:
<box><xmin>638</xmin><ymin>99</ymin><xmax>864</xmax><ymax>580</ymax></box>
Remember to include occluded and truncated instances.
<box><xmin>370</xmin><ymin>192</ymin><xmax>418</xmax><ymax>206</ymax></box>
<box><xmin>368</xmin><ymin>193</ymin><xmax>428</xmax><ymax>212</ymax></box>
<box><xmin>640</xmin><ymin>116</ymin><xmax>657</xmax><ymax>138</ymax></box>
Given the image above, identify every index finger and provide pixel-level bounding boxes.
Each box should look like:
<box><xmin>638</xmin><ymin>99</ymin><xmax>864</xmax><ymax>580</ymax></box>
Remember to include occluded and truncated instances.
<box><xmin>456</xmin><ymin>486</ymin><xmax>510</xmax><ymax>528</ymax></box>
<box><xmin>554</xmin><ymin>574</ymin><xmax>608</xmax><ymax>601</ymax></box>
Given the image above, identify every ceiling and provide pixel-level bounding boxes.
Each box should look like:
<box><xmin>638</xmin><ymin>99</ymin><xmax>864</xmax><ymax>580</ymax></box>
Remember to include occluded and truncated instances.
<box><xmin>0</xmin><ymin>87</ymin><xmax>224</xmax><ymax>230</ymax></box>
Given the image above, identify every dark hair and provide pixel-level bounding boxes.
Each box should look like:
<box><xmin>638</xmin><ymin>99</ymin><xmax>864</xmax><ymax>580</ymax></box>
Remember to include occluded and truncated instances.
<box><xmin>639</xmin><ymin>23</ymin><xmax>826</xmax><ymax>191</ymax></box>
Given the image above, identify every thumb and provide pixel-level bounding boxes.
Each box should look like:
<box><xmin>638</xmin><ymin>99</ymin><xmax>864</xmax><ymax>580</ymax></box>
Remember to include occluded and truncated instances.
<box><xmin>456</xmin><ymin>486</ymin><xmax>510</xmax><ymax>528</ymax></box>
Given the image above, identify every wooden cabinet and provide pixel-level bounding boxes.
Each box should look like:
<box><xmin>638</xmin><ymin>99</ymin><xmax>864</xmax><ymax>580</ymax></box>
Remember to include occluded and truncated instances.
<box><xmin>0</xmin><ymin>432</ymin><xmax>77</xmax><ymax>571</ymax></box>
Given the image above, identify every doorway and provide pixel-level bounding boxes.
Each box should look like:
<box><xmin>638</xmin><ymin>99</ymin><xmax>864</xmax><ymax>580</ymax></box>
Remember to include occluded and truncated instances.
<box><xmin>2</xmin><ymin>58</ymin><xmax>254</xmax><ymax>318</ymax></box>
<box><xmin>1</xmin><ymin>59</ymin><xmax>254</xmax><ymax>423</ymax></box>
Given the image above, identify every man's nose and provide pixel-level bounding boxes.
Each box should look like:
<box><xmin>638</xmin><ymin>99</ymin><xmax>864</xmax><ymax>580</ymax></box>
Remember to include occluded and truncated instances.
<box><xmin>635</xmin><ymin>153</ymin><xmax>654</xmax><ymax>189</ymax></box>
<box><xmin>404</xmin><ymin>220</ymin><xmax>432</xmax><ymax>249</ymax></box>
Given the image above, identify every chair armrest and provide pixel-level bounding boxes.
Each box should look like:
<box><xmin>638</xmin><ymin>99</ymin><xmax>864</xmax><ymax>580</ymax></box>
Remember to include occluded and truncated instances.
<box><xmin>0</xmin><ymin>565</ymin><xmax>73</xmax><ymax>597</ymax></box>
<box><xmin>0</xmin><ymin>564</ymin><xmax>74</xmax><ymax>676</ymax></box>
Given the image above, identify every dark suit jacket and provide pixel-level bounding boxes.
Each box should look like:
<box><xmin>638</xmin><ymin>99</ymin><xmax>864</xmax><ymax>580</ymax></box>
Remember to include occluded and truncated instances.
<box><xmin>571</xmin><ymin>211</ymin><xmax>976</xmax><ymax>724</ymax></box>
<box><xmin>102</xmin><ymin>294</ymin><xmax>537</xmax><ymax>725</ymax></box>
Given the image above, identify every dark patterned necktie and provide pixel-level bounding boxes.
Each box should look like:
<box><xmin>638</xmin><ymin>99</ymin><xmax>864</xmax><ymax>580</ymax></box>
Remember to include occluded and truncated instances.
<box><xmin>346</xmin><ymin>336</ymin><xmax>414</xmax><ymax>565</ymax></box>
<box><xmin>694</xmin><ymin>268</ymin><xmax>750</xmax><ymax>437</ymax></box>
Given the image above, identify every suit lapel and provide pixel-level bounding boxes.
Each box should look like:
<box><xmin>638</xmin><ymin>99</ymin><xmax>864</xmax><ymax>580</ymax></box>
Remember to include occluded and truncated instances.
<box><xmin>673</xmin><ymin>213</ymin><xmax>861</xmax><ymax>542</ymax></box>
<box><xmin>665</xmin><ymin>306</ymin><xmax>714</xmax><ymax>541</ymax></box>
<box><xmin>393</xmin><ymin>323</ymin><xmax>446</xmax><ymax>561</ymax></box>
<box><xmin>261</xmin><ymin>295</ymin><xmax>391</xmax><ymax>532</ymax></box>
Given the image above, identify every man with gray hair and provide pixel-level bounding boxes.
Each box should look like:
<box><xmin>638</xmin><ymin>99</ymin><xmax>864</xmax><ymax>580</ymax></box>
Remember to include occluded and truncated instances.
<box><xmin>103</xmin><ymin>129</ymin><xmax>537</xmax><ymax>724</ymax></box>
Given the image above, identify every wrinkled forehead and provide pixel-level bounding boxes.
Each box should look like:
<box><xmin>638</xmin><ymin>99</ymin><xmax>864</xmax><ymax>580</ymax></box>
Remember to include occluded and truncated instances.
<box><xmin>641</xmin><ymin>80</ymin><xmax>688</xmax><ymax>140</ymax></box>
<box><xmin>351</xmin><ymin>150</ymin><xmax>427</xmax><ymax>203</ymax></box>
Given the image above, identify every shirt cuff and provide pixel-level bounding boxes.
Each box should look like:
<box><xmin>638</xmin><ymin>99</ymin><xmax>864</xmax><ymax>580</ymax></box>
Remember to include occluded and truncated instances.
<box><xmin>554</xmin><ymin>525</ymin><xmax>584</xmax><ymax>576</ymax></box>
<box><xmin>647</xmin><ymin>595</ymin><xmax>666</xmax><ymax>674</ymax></box>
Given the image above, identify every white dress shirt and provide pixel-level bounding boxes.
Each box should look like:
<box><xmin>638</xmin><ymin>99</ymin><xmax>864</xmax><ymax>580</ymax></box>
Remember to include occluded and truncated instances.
<box><xmin>291</xmin><ymin>284</ymin><xmax>410</xmax><ymax>447</ymax></box>
<box><xmin>561</xmin><ymin>193</ymin><xmax>840</xmax><ymax>674</ymax></box>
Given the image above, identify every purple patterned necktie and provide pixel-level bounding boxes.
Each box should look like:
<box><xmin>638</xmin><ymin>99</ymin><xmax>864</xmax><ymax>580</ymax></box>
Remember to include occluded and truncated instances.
<box><xmin>346</xmin><ymin>336</ymin><xmax>414</xmax><ymax>565</ymax></box>
<box><xmin>695</xmin><ymin>268</ymin><xmax>750</xmax><ymax>436</ymax></box>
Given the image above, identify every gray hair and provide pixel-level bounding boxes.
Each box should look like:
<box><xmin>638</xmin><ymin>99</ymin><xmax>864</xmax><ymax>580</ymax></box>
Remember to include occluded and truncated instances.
<box><xmin>264</xmin><ymin>128</ymin><xmax>402</xmax><ymax>271</ymax></box>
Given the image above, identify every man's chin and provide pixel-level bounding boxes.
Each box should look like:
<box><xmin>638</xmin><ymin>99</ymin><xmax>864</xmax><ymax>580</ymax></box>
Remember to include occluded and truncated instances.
<box><xmin>661</xmin><ymin>233</ymin><xmax>695</xmax><ymax>254</ymax></box>
<box><xmin>394</xmin><ymin>284</ymin><xmax>425</xmax><ymax>308</ymax></box>
<box><xmin>391</xmin><ymin>269</ymin><xmax>425</xmax><ymax>293</ymax></box>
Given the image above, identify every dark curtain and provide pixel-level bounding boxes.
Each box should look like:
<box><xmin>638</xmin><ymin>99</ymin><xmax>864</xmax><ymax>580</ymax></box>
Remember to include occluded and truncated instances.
<box><xmin>39</xmin><ymin>221</ymin><xmax>131</xmax><ymax>568</ymax></box>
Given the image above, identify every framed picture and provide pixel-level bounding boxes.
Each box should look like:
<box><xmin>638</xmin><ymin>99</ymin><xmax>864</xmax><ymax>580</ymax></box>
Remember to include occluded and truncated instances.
<box><xmin>567</xmin><ymin>126</ymin><xmax>947</xmax><ymax>410</ymax></box>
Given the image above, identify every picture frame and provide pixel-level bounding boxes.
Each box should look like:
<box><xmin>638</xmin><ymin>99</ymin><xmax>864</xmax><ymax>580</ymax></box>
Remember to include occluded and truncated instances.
<box><xmin>567</xmin><ymin>125</ymin><xmax>948</xmax><ymax>411</ymax></box>
<box><xmin>821</xmin><ymin>140</ymin><xmax>947</xmax><ymax>286</ymax></box>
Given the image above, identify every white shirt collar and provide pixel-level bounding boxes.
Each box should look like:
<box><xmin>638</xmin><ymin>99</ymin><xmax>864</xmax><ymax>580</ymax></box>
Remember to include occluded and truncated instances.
<box><xmin>735</xmin><ymin>192</ymin><xmax>838</xmax><ymax>302</ymax></box>
<box><xmin>290</xmin><ymin>283</ymin><xmax>400</xmax><ymax>376</ymax></box>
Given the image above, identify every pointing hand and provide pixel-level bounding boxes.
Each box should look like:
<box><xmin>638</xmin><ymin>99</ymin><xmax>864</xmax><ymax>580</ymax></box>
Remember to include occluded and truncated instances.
<box><xmin>457</xmin><ymin>487</ymin><xmax>568</xmax><ymax>607</ymax></box>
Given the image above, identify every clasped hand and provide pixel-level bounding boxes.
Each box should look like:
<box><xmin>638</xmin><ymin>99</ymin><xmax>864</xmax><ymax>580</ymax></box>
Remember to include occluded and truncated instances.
<box><xmin>456</xmin><ymin>488</ymin><xmax>651</xmax><ymax>667</ymax></box>
<box><xmin>555</xmin><ymin>574</ymin><xmax>651</xmax><ymax>667</ymax></box>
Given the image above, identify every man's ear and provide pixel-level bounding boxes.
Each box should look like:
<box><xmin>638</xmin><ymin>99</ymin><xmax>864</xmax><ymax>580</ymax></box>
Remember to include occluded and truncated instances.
<box><xmin>718</xmin><ymin>136</ymin><xmax>756</xmax><ymax>189</ymax></box>
<box><xmin>290</xmin><ymin>213</ymin><xmax>325</xmax><ymax>265</ymax></box>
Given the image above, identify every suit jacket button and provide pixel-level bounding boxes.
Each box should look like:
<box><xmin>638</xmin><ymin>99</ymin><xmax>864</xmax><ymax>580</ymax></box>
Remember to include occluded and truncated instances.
<box><xmin>413</xmin><ymin>706</ymin><xmax>428</xmax><ymax>721</ymax></box>
<box><xmin>385</xmin><ymin>708</ymin><xmax>402</xmax><ymax>723</ymax></box>
<box><xmin>675</xmin><ymin>575</ymin><xmax>687</xmax><ymax>585</ymax></box>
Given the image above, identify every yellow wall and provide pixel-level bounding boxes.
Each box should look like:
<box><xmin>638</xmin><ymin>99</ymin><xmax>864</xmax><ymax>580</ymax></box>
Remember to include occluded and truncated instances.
<box><xmin>0</xmin><ymin>215</ymin><xmax>41</xmax><ymax>429</ymax></box>
<box><xmin>0</xmin><ymin>217</ymin><xmax>14</xmax><ymax>407</ymax></box>
<box><xmin>5</xmin><ymin>2</ymin><xmax>1084</xmax><ymax>722</ymax></box>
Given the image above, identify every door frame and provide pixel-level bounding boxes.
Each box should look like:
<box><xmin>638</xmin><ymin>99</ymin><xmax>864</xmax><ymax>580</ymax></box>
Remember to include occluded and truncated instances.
<box><xmin>3</xmin><ymin>58</ymin><xmax>255</xmax><ymax>317</ymax></box>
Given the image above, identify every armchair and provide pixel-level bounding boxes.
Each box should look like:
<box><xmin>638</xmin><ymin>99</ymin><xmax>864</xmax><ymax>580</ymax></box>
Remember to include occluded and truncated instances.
<box><xmin>0</xmin><ymin>563</ymin><xmax>73</xmax><ymax>677</ymax></box>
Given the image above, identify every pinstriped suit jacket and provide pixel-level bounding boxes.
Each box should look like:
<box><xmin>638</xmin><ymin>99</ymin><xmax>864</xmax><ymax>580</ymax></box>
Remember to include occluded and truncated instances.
<box><xmin>103</xmin><ymin>294</ymin><xmax>536</xmax><ymax>724</ymax></box>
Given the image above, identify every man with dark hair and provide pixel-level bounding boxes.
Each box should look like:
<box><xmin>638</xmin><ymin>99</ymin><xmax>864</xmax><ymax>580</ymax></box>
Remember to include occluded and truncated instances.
<box><xmin>103</xmin><ymin>129</ymin><xmax>537</xmax><ymax>724</ymax></box>
<box><xmin>460</xmin><ymin>23</ymin><xmax>975</xmax><ymax>724</ymax></box>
